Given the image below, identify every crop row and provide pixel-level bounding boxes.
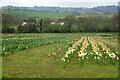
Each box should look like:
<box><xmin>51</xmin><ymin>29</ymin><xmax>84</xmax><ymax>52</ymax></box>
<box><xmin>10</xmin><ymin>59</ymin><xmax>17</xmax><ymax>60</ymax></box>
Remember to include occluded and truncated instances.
<box><xmin>62</xmin><ymin>36</ymin><xmax>119</xmax><ymax>65</ymax></box>
<box><xmin>1</xmin><ymin>34</ymin><xmax>81</xmax><ymax>56</ymax></box>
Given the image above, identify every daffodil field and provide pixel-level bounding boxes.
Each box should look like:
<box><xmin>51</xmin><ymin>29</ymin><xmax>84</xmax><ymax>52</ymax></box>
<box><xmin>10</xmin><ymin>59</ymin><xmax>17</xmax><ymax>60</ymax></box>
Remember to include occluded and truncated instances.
<box><xmin>61</xmin><ymin>36</ymin><xmax>119</xmax><ymax>65</ymax></box>
<box><xmin>2</xmin><ymin>33</ymin><xmax>79</xmax><ymax>56</ymax></box>
<box><xmin>2</xmin><ymin>33</ymin><xmax>119</xmax><ymax>78</ymax></box>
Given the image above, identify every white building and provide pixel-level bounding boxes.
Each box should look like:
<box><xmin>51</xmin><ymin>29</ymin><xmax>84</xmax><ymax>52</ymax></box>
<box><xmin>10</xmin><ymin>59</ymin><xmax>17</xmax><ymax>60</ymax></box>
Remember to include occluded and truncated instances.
<box><xmin>22</xmin><ymin>22</ymin><xmax>28</xmax><ymax>26</ymax></box>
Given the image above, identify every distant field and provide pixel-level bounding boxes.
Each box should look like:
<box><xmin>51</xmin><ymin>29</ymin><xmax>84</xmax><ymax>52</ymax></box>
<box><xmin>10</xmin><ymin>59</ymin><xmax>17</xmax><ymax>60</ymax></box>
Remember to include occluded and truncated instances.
<box><xmin>2</xmin><ymin>9</ymin><xmax>71</xmax><ymax>18</ymax></box>
<box><xmin>76</xmin><ymin>14</ymin><xmax>113</xmax><ymax>18</ymax></box>
<box><xmin>2</xmin><ymin>9</ymin><xmax>113</xmax><ymax>19</ymax></box>
<box><xmin>2</xmin><ymin>33</ymin><xmax>119</xmax><ymax>78</ymax></box>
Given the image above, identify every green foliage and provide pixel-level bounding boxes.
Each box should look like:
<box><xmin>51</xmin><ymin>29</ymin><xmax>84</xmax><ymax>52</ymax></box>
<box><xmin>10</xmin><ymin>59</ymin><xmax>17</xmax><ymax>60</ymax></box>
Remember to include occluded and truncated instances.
<box><xmin>2</xmin><ymin>13</ymin><xmax>25</xmax><ymax>33</ymax></box>
<box><xmin>2</xmin><ymin>11</ymin><xmax>118</xmax><ymax>33</ymax></box>
<box><xmin>17</xmin><ymin>25</ymin><xmax>22</xmax><ymax>33</ymax></box>
<box><xmin>2</xmin><ymin>14</ymin><xmax>12</xmax><ymax>27</ymax></box>
<box><xmin>64</xmin><ymin>15</ymin><xmax>77</xmax><ymax>25</ymax></box>
<box><xmin>2</xmin><ymin>27</ymin><xmax>16</xmax><ymax>33</ymax></box>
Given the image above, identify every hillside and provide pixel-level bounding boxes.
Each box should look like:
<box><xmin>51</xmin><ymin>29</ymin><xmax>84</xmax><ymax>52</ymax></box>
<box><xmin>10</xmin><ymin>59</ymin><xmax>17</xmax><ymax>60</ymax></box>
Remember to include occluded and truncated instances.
<box><xmin>2</xmin><ymin>9</ymin><xmax>71</xmax><ymax>18</ymax></box>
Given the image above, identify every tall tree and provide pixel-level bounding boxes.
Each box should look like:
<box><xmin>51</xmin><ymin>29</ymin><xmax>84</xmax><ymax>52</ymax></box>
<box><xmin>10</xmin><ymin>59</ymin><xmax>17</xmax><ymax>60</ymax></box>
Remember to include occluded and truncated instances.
<box><xmin>39</xmin><ymin>19</ymin><xmax>43</xmax><ymax>32</ymax></box>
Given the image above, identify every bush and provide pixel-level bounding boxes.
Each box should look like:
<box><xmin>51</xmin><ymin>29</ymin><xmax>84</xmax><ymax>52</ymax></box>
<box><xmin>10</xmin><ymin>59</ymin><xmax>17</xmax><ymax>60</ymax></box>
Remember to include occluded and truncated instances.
<box><xmin>2</xmin><ymin>27</ymin><xmax>16</xmax><ymax>33</ymax></box>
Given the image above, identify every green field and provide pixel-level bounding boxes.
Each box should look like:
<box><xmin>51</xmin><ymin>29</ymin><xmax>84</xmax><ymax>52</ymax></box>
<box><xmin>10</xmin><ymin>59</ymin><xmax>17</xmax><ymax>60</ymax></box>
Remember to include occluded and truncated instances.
<box><xmin>2</xmin><ymin>33</ymin><xmax>119</xmax><ymax>78</ymax></box>
<box><xmin>2</xmin><ymin>9</ymin><xmax>113</xmax><ymax>19</ymax></box>
<box><xmin>2</xmin><ymin>9</ymin><xmax>71</xmax><ymax>18</ymax></box>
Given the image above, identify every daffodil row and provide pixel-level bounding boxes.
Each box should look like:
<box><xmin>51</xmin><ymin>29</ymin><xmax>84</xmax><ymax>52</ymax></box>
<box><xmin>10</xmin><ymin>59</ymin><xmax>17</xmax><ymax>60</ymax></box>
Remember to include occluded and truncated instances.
<box><xmin>2</xmin><ymin>36</ymin><xmax>55</xmax><ymax>41</ymax></box>
<box><xmin>92</xmin><ymin>37</ymin><xmax>119</xmax><ymax>60</ymax></box>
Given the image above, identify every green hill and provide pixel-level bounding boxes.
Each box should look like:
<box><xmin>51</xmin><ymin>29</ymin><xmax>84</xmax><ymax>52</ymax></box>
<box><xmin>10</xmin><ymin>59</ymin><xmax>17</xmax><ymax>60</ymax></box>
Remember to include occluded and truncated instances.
<box><xmin>2</xmin><ymin>9</ymin><xmax>71</xmax><ymax>18</ymax></box>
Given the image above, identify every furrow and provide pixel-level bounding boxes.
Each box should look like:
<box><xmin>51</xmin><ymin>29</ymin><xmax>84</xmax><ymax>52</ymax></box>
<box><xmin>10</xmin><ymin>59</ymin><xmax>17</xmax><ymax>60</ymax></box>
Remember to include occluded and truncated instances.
<box><xmin>78</xmin><ymin>36</ymin><xmax>89</xmax><ymax>59</ymax></box>
<box><xmin>88</xmin><ymin>37</ymin><xmax>102</xmax><ymax>58</ymax></box>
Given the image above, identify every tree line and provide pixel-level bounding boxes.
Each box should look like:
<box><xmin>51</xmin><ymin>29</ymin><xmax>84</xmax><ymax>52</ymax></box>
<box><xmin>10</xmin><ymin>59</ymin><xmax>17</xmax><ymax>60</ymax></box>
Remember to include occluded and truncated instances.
<box><xmin>2</xmin><ymin>13</ymin><xmax>119</xmax><ymax>33</ymax></box>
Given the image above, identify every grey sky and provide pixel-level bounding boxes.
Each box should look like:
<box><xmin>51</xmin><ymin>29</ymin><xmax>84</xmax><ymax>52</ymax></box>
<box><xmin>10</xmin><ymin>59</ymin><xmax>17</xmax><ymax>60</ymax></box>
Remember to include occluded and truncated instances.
<box><xmin>0</xmin><ymin>0</ymin><xmax>119</xmax><ymax>7</ymax></box>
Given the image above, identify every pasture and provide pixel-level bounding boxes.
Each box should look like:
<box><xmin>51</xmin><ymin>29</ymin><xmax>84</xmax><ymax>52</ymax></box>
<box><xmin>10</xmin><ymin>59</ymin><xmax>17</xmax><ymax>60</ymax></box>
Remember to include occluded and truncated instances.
<box><xmin>2</xmin><ymin>9</ymin><xmax>113</xmax><ymax>19</ymax></box>
<box><xmin>2</xmin><ymin>33</ymin><xmax>119</xmax><ymax>78</ymax></box>
<box><xmin>2</xmin><ymin>9</ymin><xmax>70</xmax><ymax>18</ymax></box>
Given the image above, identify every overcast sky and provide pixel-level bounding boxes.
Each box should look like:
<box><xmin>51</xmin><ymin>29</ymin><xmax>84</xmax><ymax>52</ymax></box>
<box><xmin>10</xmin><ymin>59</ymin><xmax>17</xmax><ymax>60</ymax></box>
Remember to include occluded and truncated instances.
<box><xmin>0</xmin><ymin>0</ymin><xmax>119</xmax><ymax>8</ymax></box>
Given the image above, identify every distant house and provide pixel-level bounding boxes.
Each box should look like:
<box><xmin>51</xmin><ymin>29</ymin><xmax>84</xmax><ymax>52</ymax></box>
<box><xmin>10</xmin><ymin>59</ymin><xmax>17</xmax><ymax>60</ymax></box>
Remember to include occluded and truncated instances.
<box><xmin>22</xmin><ymin>20</ymin><xmax>37</xmax><ymax>26</ymax></box>
<box><xmin>51</xmin><ymin>22</ymin><xmax>57</xmax><ymax>25</ymax></box>
<box><xmin>51</xmin><ymin>22</ymin><xmax>64</xmax><ymax>25</ymax></box>
<box><xmin>22</xmin><ymin>21</ymin><xmax>28</xmax><ymax>26</ymax></box>
<box><xmin>58</xmin><ymin>22</ymin><xmax>64</xmax><ymax>25</ymax></box>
